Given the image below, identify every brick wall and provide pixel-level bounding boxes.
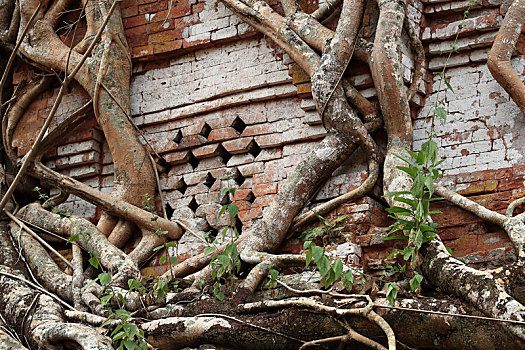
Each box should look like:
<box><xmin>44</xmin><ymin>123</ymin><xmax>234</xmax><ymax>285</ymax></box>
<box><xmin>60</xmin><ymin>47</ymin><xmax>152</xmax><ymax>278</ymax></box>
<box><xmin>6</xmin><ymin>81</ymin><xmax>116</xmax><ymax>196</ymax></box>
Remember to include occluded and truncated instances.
<box><xmin>10</xmin><ymin>0</ymin><xmax>525</xmax><ymax>274</ymax></box>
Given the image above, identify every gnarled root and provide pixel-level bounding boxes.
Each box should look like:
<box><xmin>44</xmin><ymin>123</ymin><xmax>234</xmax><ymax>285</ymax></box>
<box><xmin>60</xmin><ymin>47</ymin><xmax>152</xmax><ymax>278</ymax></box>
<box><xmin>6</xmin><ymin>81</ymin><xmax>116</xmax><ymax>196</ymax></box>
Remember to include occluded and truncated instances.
<box><xmin>17</xmin><ymin>202</ymin><xmax>139</xmax><ymax>287</ymax></box>
<box><xmin>487</xmin><ymin>0</ymin><xmax>525</xmax><ymax>115</ymax></box>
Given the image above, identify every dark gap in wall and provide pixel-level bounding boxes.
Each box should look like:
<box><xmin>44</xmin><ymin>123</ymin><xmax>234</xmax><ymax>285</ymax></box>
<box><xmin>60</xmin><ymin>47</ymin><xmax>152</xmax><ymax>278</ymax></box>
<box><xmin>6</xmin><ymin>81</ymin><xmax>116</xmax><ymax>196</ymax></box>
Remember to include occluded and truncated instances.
<box><xmin>200</xmin><ymin>122</ymin><xmax>212</xmax><ymax>138</ymax></box>
<box><xmin>248</xmin><ymin>139</ymin><xmax>261</xmax><ymax>158</ymax></box>
<box><xmin>188</xmin><ymin>196</ymin><xmax>199</xmax><ymax>212</ymax></box>
<box><xmin>217</xmin><ymin>144</ymin><xmax>232</xmax><ymax>164</ymax></box>
<box><xmin>204</xmin><ymin>172</ymin><xmax>216</xmax><ymax>188</ymax></box>
<box><xmin>231</xmin><ymin>116</ymin><xmax>246</xmax><ymax>134</ymax></box>
<box><xmin>245</xmin><ymin>191</ymin><xmax>256</xmax><ymax>204</ymax></box>
<box><xmin>188</xmin><ymin>152</ymin><xmax>200</xmax><ymax>169</ymax></box>
<box><xmin>175</xmin><ymin>177</ymin><xmax>188</xmax><ymax>194</ymax></box>
<box><xmin>173</xmin><ymin>130</ymin><xmax>182</xmax><ymax>144</ymax></box>
<box><xmin>165</xmin><ymin>202</ymin><xmax>174</xmax><ymax>220</ymax></box>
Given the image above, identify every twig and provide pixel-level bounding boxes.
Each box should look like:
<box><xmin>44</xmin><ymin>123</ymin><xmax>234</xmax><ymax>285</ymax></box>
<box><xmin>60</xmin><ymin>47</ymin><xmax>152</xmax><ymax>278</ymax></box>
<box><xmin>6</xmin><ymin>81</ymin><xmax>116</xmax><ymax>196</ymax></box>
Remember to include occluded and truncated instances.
<box><xmin>5</xmin><ymin>210</ymin><xmax>74</xmax><ymax>270</ymax></box>
<box><xmin>0</xmin><ymin>0</ymin><xmax>120</xmax><ymax>215</ymax></box>
<box><xmin>0</xmin><ymin>0</ymin><xmax>42</xmax><ymax>97</ymax></box>
<box><xmin>173</xmin><ymin>219</ymin><xmax>209</xmax><ymax>245</ymax></box>
<box><xmin>0</xmin><ymin>271</ymin><xmax>74</xmax><ymax>310</ymax></box>
<box><xmin>195</xmin><ymin>313</ymin><xmax>305</xmax><ymax>344</ymax></box>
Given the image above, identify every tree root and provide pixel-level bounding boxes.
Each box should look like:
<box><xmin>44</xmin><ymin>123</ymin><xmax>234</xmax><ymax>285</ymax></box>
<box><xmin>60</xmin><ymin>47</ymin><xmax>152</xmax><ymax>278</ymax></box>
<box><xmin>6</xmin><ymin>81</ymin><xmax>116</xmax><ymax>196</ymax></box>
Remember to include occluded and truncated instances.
<box><xmin>421</xmin><ymin>238</ymin><xmax>525</xmax><ymax>341</ymax></box>
<box><xmin>18</xmin><ymin>203</ymin><xmax>140</xmax><ymax>287</ymax></box>
<box><xmin>487</xmin><ymin>0</ymin><xmax>525</xmax><ymax>115</ymax></box>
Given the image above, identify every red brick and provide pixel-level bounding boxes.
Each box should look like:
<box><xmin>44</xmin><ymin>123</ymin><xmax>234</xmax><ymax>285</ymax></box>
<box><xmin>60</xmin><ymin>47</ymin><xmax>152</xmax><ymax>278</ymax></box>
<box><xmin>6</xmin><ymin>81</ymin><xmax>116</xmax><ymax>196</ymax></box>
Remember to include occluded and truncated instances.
<box><xmin>149</xmin><ymin>29</ymin><xmax>182</xmax><ymax>44</ymax></box>
<box><xmin>131</xmin><ymin>44</ymin><xmax>154</xmax><ymax>58</ymax></box>
<box><xmin>222</xmin><ymin>137</ymin><xmax>254</xmax><ymax>154</ymax></box>
<box><xmin>120</xmin><ymin>4</ymin><xmax>138</xmax><ymax>18</ymax></box>
<box><xmin>123</xmin><ymin>15</ymin><xmax>148</xmax><ymax>28</ymax></box>
<box><xmin>125</xmin><ymin>26</ymin><xmax>148</xmax><ymax>47</ymax></box>
<box><xmin>192</xmin><ymin>143</ymin><xmax>222</xmax><ymax>159</ymax></box>
<box><xmin>153</xmin><ymin>40</ymin><xmax>183</xmax><ymax>54</ymax></box>
<box><xmin>207</xmin><ymin>127</ymin><xmax>240</xmax><ymax>142</ymax></box>
<box><xmin>253</xmin><ymin>182</ymin><xmax>278</xmax><ymax>197</ymax></box>
<box><xmin>138</xmin><ymin>0</ymin><xmax>167</xmax><ymax>14</ymax></box>
<box><xmin>164</xmin><ymin>150</ymin><xmax>191</xmax><ymax>165</ymax></box>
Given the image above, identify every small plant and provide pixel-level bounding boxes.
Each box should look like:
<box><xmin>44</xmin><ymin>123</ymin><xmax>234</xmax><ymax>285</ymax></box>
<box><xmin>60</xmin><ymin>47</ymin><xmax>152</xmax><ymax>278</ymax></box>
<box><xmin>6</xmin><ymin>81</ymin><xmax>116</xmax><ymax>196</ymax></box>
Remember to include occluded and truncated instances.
<box><xmin>96</xmin><ymin>274</ymin><xmax>148</xmax><ymax>350</ymax></box>
<box><xmin>206</xmin><ymin>174</ymin><xmax>241</xmax><ymax>300</ymax></box>
<box><xmin>33</xmin><ymin>186</ymin><xmax>71</xmax><ymax>218</ymax></box>
<box><xmin>300</xmin><ymin>214</ymin><xmax>354</xmax><ymax>290</ymax></box>
<box><xmin>380</xmin><ymin>0</ymin><xmax>477</xmax><ymax>305</ymax></box>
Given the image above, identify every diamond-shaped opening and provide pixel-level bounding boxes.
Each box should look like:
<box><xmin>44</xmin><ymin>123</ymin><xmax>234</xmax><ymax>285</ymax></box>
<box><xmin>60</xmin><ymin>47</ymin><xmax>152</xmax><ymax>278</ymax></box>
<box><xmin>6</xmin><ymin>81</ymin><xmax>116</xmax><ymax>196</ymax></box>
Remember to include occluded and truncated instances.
<box><xmin>175</xmin><ymin>177</ymin><xmax>187</xmax><ymax>194</ymax></box>
<box><xmin>203</xmin><ymin>172</ymin><xmax>216</xmax><ymax>188</ymax></box>
<box><xmin>231</xmin><ymin>168</ymin><xmax>245</xmax><ymax>186</ymax></box>
<box><xmin>188</xmin><ymin>196</ymin><xmax>199</xmax><ymax>212</ymax></box>
<box><xmin>173</xmin><ymin>130</ymin><xmax>183</xmax><ymax>144</ymax></box>
<box><xmin>231</xmin><ymin>116</ymin><xmax>246</xmax><ymax>134</ymax></box>
<box><xmin>247</xmin><ymin>139</ymin><xmax>261</xmax><ymax>158</ymax></box>
<box><xmin>217</xmin><ymin>145</ymin><xmax>232</xmax><ymax>164</ymax></box>
<box><xmin>165</xmin><ymin>203</ymin><xmax>175</xmax><ymax>220</ymax></box>
<box><xmin>188</xmin><ymin>152</ymin><xmax>199</xmax><ymax>169</ymax></box>
<box><xmin>245</xmin><ymin>191</ymin><xmax>255</xmax><ymax>204</ymax></box>
<box><xmin>199</xmin><ymin>122</ymin><xmax>211</xmax><ymax>138</ymax></box>
<box><xmin>157</xmin><ymin>156</ymin><xmax>172</xmax><ymax>174</ymax></box>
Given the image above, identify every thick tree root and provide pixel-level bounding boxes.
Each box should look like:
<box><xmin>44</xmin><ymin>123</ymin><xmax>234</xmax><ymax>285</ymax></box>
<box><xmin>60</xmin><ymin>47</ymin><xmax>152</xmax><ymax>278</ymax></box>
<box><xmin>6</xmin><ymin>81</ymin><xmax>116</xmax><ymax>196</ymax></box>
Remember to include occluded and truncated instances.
<box><xmin>487</xmin><ymin>0</ymin><xmax>525</xmax><ymax>115</ymax></box>
<box><xmin>421</xmin><ymin>238</ymin><xmax>525</xmax><ymax>341</ymax></box>
<box><xmin>18</xmin><ymin>203</ymin><xmax>140</xmax><ymax>287</ymax></box>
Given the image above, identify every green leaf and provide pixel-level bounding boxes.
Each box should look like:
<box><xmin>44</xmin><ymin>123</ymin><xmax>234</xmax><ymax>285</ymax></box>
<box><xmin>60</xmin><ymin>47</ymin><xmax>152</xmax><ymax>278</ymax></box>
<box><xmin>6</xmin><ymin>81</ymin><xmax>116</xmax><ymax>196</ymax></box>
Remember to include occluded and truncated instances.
<box><xmin>311</xmin><ymin>245</ymin><xmax>324</xmax><ymax>263</ymax></box>
<box><xmin>115</xmin><ymin>309</ymin><xmax>131</xmax><ymax>321</ymax></box>
<box><xmin>112</xmin><ymin>331</ymin><xmax>126</xmax><ymax>341</ymax></box>
<box><xmin>386</xmin><ymin>206</ymin><xmax>413</xmax><ymax>216</ymax></box>
<box><xmin>424</xmin><ymin>176</ymin><xmax>434</xmax><ymax>197</ymax></box>
<box><xmin>331</xmin><ymin>215</ymin><xmax>347</xmax><ymax>224</ymax></box>
<box><xmin>153</xmin><ymin>245</ymin><xmax>163</xmax><ymax>252</ymax></box>
<box><xmin>393</xmin><ymin>153</ymin><xmax>417</xmax><ymax>168</ymax></box>
<box><xmin>228</xmin><ymin>204</ymin><xmax>239</xmax><ymax>221</ymax></box>
<box><xmin>169</xmin><ymin>256</ymin><xmax>178</xmax><ymax>265</ymax></box>
<box><xmin>110</xmin><ymin>324</ymin><xmax>122</xmax><ymax>336</ymax></box>
<box><xmin>386</xmin><ymin>282</ymin><xmax>398</xmax><ymax>306</ymax></box>
<box><xmin>324</xmin><ymin>268</ymin><xmax>336</xmax><ymax>288</ymax></box>
<box><xmin>416</xmin><ymin>149</ymin><xmax>426</xmax><ymax>165</ymax></box>
<box><xmin>204</xmin><ymin>246</ymin><xmax>216</xmax><ymax>254</ymax></box>
<box><xmin>99</xmin><ymin>273</ymin><xmax>112</xmax><ymax>286</ymax></box>
<box><xmin>396</xmin><ymin>166</ymin><xmax>418</xmax><ymax>179</ymax></box>
<box><xmin>411</xmin><ymin>174</ymin><xmax>425</xmax><ymax>198</ymax></box>
<box><xmin>317</xmin><ymin>255</ymin><xmax>331</xmax><ymax>279</ymax></box>
<box><xmin>159</xmin><ymin>256</ymin><xmax>166</xmax><ymax>265</ymax></box>
<box><xmin>165</xmin><ymin>242</ymin><xmax>177</xmax><ymax>248</ymax></box>
<box><xmin>88</xmin><ymin>254</ymin><xmax>100</xmax><ymax>269</ymax></box>
<box><xmin>332</xmin><ymin>258</ymin><xmax>343</xmax><ymax>280</ymax></box>
<box><xmin>218</xmin><ymin>204</ymin><xmax>228</xmax><ymax>218</ymax></box>
<box><xmin>444</xmin><ymin>79</ymin><xmax>454</xmax><ymax>92</ymax></box>
<box><xmin>423</xmin><ymin>231</ymin><xmax>436</xmax><ymax>242</ymax></box>
<box><xmin>383</xmin><ymin>191</ymin><xmax>412</xmax><ymax>197</ymax></box>
<box><xmin>422</xmin><ymin>139</ymin><xmax>438</xmax><ymax>165</ymax></box>
<box><xmin>409</xmin><ymin>272</ymin><xmax>424</xmax><ymax>292</ymax></box>
<box><xmin>305</xmin><ymin>247</ymin><xmax>313</xmax><ymax>267</ymax></box>
<box><xmin>100</xmin><ymin>294</ymin><xmax>112</xmax><ymax>306</ymax></box>
<box><xmin>342</xmin><ymin>270</ymin><xmax>354</xmax><ymax>290</ymax></box>
<box><xmin>381</xmin><ymin>235</ymin><xmax>409</xmax><ymax>241</ymax></box>
<box><xmin>123</xmin><ymin>340</ymin><xmax>139</xmax><ymax>350</ymax></box>
<box><xmin>394</xmin><ymin>196</ymin><xmax>417</xmax><ymax>209</ymax></box>
<box><xmin>67</xmin><ymin>234</ymin><xmax>79</xmax><ymax>244</ymax></box>
<box><xmin>445</xmin><ymin>246</ymin><xmax>453</xmax><ymax>254</ymax></box>
<box><xmin>435</xmin><ymin>107</ymin><xmax>447</xmax><ymax>125</ymax></box>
